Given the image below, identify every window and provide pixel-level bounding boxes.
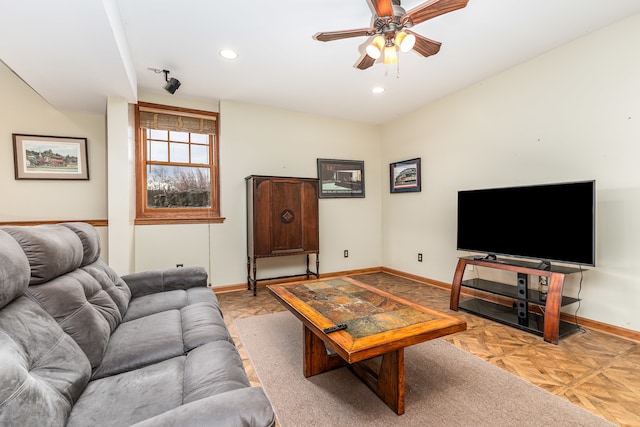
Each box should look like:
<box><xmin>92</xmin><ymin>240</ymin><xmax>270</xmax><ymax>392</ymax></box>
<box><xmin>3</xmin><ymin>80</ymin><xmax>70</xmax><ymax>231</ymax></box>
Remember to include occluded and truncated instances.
<box><xmin>135</xmin><ymin>102</ymin><xmax>223</xmax><ymax>224</ymax></box>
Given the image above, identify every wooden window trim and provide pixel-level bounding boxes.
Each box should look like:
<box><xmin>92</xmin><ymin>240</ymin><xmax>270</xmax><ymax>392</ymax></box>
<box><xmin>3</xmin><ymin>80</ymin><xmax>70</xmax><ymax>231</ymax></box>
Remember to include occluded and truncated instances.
<box><xmin>135</xmin><ymin>102</ymin><xmax>224</xmax><ymax>225</ymax></box>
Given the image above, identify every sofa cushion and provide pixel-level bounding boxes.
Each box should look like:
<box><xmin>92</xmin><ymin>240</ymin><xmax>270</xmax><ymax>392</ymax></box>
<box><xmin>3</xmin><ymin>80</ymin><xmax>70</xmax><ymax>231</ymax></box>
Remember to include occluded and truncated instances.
<box><xmin>25</xmin><ymin>268</ymin><xmax>122</xmax><ymax>369</ymax></box>
<box><xmin>181</xmin><ymin>301</ymin><xmax>233</xmax><ymax>351</ymax></box>
<box><xmin>92</xmin><ymin>302</ymin><xmax>233</xmax><ymax>379</ymax></box>
<box><xmin>2</xmin><ymin>225</ymin><xmax>83</xmax><ymax>285</ymax></box>
<box><xmin>129</xmin><ymin>387</ymin><xmax>276</xmax><ymax>427</ymax></box>
<box><xmin>67</xmin><ymin>340</ymin><xmax>251</xmax><ymax>427</ymax></box>
<box><xmin>182</xmin><ymin>337</ymin><xmax>250</xmax><ymax>403</ymax></box>
<box><xmin>0</xmin><ymin>296</ymin><xmax>91</xmax><ymax>427</ymax></box>
<box><xmin>91</xmin><ymin>310</ymin><xmax>184</xmax><ymax>380</ymax></box>
<box><xmin>4</xmin><ymin>224</ymin><xmax>131</xmax><ymax>371</ymax></box>
<box><xmin>61</xmin><ymin>222</ymin><xmax>101</xmax><ymax>266</ymax></box>
<box><xmin>68</xmin><ymin>355</ymin><xmax>184</xmax><ymax>427</ymax></box>
<box><xmin>0</xmin><ymin>230</ymin><xmax>30</xmax><ymax>309</ymax></box>
<box><xmin>43</xmin><ymin>222</ymin><xmax>132</xmax><ymax>317</ymax></box>
<box><xmin>81</xmin><ymin>258</ymin><xmax>131</xmax><ymax>319</ymax></box>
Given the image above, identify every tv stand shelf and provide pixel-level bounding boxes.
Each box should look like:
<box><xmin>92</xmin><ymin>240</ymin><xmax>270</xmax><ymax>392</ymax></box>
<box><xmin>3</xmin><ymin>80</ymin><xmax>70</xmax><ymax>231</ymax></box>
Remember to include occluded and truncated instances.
<box><xmin>461</xmin><ymin>278</ymin><xmax>580</xmax><ymax>307</ymax></box>
<box><xmin>450</xmin><ymin>256</ymin><xmax>582</xmax><ymax>344</ymax></box>
<box><xmin>457</xmin><ymin>299</ymin><xmax>579</xmax><ymax>338</ymax></box>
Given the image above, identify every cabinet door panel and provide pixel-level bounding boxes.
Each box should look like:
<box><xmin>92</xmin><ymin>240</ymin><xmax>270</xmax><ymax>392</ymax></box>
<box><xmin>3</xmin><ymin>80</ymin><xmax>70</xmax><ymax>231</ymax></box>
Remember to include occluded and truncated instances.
<box><xmin>271</xmin><ymin>181</ymin><xmax>304</xmax><ymax>252</ymax></box>
<box><xmin>252</xmin><ymin>178</ymin><xmax>273</xmax><ymax>256</ymax></box>
<box><xmin>301</xmin><ymin>181</ymin><xmax>319</xmax><ymax>251</ymax></box>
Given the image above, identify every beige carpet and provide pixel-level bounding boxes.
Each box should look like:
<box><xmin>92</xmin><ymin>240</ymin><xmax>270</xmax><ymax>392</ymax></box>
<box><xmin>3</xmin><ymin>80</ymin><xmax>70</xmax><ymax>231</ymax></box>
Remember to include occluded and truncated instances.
<box><xmin>235</xmin><ymin>311</ymin><xmax>615</xmax><ymax>427</ymax></box>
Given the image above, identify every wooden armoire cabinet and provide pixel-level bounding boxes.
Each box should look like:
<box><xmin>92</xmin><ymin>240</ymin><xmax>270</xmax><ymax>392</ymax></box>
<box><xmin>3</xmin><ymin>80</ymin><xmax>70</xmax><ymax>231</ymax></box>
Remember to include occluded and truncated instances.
<box><xmin>246</xmin><ymin>175</ymin><xmax>320</xmax><ymax>295</ymax></box>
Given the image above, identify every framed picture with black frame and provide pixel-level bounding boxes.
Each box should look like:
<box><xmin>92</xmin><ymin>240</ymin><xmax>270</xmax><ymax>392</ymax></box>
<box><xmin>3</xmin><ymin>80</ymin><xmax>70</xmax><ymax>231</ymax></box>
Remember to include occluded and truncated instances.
<box><xmin>317</xmin><ymin>158</ymin><xmax>365</xmax><ymax>198</ymax></box>
<box><xmin>390</xmin><ymin>158</ymin><xmax>421</xmax><ymax>193</ymax></box>
<box><xmin>12</xmin><ymin>134</ymin><xmax>89</xmax><ymax>180</ymax></box>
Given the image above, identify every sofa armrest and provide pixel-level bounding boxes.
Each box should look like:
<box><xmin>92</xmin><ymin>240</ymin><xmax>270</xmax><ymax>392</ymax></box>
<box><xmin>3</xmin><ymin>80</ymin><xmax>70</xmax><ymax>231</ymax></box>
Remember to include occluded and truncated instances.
<box><xmin>122</xmin><ymin>266</ymin><xmax>208</xmax><ymax>298</ymax></box>
<box><xmin>130</xmin><ymin>387</ymin><xmax>276</xmax><ymax>427</ymax></box>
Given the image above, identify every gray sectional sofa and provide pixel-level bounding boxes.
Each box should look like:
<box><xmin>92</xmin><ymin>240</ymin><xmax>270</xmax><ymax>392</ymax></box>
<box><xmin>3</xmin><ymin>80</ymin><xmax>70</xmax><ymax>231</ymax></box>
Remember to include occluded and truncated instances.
<box><xmin>0</xmin><ymin>222</ymin><xmax>275</xmax><ymax>426</ymax></box>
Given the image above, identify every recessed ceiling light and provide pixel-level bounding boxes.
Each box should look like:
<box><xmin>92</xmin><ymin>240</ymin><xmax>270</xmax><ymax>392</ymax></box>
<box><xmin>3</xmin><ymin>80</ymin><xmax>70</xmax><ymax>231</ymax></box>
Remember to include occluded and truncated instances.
<box><xmin>219</xmin><ymin>49</ymin><xmax>239</xmax><ymax>60</ymax></box>
<box><xmin>372</xmin><ymin>86</ymin><xmax>385</xmax><ymax>94</ymax></box>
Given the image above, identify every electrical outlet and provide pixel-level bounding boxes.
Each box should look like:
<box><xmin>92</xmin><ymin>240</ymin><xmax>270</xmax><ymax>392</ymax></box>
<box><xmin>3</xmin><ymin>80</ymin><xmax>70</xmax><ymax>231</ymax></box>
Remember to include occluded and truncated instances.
<box><xmin>466</xmin><ymin>265</ymin><xmax>474</xmax><ymax>271</ymax></box>
<box><xmin>418</xmin><ymin>253</ymin><xmax>422</xmax><ymax>262</ymax></box>
<box><xmin>344</xmin><ymin>250</ymin><xmax>349</xmax><ymax>258</ymax></box>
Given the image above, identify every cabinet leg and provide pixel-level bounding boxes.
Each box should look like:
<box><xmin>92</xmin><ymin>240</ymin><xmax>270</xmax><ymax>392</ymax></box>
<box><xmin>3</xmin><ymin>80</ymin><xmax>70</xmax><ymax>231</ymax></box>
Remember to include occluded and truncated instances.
<box><xmin>246</xmin><ymin>256</ymin><xmax>251</xmax><ymax>291</ymax></box>
<box><xmin>306</xmin><ymin>254</ymin><xmax>310</xmax><ymax>280</ymax></box>
<box><xmin>252</xmin><ymin>258</ymin><xmax>258</xmax><ymax>296</ymax></box>
<box><xmin>316</xmin><ymin>253</ymin><xmax>320</xmax><ymax>278</ymax></box>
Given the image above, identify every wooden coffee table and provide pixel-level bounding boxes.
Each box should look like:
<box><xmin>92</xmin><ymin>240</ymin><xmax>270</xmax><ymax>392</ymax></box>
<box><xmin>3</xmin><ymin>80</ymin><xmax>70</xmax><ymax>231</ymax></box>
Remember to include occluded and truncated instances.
<box><xmin>268</xmin><ymin>276</ymin><xmax>466</xmax><ymax>415</ymax></box>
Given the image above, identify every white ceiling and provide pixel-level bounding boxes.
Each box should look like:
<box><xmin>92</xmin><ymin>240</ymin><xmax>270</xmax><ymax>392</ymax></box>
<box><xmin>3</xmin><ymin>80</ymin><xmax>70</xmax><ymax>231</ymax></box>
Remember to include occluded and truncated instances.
<box><xmin>2</xmin><ymin>0</ymin><xmax>640</xmax><ymax>125</ymax></box>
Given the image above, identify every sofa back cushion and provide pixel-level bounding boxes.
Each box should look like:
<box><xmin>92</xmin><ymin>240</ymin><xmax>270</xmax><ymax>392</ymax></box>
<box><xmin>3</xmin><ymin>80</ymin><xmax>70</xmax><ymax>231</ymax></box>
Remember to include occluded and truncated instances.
<box><xmin>0</xmin><ymin>230</ymin><xmax>30</xmax><ymax>309</ymax></box>
<box><xmin>2</xmin><ymin>224</ymin><xmax>132</xmax><ymax>370</ymax></box>
<box><xmin>26</xmin><ymin>269</ymin><xmax>120</xmax><ymax>367</ymax></box>
<box><xmin>61</xmin><ymin>222</ymin><xmax>101</xmax><ymax>266</ymax></box>
<box><xmin>2</xmin><ymin>225</ymin><xmax>83</xmax><ymax>285</ymax></box>
<box><xmin>0</xmin><ymin>296</ymin><xmax>91</xmax><ymax>426</ymax></box>
<box><xmin>82</xmin><ymin>258</ymin><xmax>132</xmax><ymax>319</ymax></box>
<box><xmin>0</xmin><ymin>229</ymin><xmax>89</xmax><ymax>425</ymax></box>
<box><xmin>61</xmin><ymin>222</ymin><xmax>132</xmax><ymax>318</ymax></box>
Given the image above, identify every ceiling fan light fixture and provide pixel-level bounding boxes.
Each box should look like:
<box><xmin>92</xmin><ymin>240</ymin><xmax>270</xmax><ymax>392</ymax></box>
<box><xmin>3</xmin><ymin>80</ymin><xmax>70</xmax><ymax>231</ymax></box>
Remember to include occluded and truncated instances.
<box><xmin>365</xmin><ymin>35</ymin><xmax>385</xmax><ymax>59</ymax></box>
<box><xmin>383</xmin><ymin>45</ymin><xmax>398</xmax><ymax>65</ymax></box>
<box><xmin>313</xmin><ymin>0</ymin><xmax>470</xmax><ymax>70</ymax></box>
<box><xmin>395</xmin><ymin>31</ymin><xmax>416</xmax><ymax>53</ymax></box>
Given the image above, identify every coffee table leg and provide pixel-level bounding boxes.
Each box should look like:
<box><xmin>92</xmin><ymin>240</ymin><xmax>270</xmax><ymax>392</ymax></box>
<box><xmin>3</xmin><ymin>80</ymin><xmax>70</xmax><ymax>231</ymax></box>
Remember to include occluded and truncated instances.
<box><xmin>378</xmin><ymin>349</ymin><xmax>404</xmax><ymax>415</ymax></box>
<box><xmin>303</xmin><ymin>326</ymin><xmax>345</xmax><ymax>377</ymax></box>
<box><xmin>349</xmin><ymin>349</ymin><xmax>405</xmax><ymax>415</ymax></box>
<box><xmin>303</xmin><ymin>325</ymin><xmax>405</xmax><ymax>415</ymax></box>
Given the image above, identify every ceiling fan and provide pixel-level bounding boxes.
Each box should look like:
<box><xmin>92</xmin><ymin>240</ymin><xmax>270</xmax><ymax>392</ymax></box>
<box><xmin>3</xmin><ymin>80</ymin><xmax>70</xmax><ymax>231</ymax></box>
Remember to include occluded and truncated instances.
<box><xmin>313</xmin><ymin>0</ymin><xmax>469</xmax><ymax>70</ymax></box>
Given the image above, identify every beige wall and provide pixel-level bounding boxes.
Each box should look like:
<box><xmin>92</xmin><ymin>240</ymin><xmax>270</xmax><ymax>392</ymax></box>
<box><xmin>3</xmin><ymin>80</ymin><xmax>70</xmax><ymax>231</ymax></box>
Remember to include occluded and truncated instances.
<box><xmin>214</xmin><ymin>101</ymin><xmax>382</xmax><ymax>286</ymax></box>
<box><xmin>133</xmin><ymin>100</ymin><xmax>383</xmax><ymax>287</ymax></box>
<box><xmin>381</xmin><ymin>13</ymin><xmax>640</xmax><ymax>331</ymax></box>
<box><xmin>0</xmin><ymin>62</ymin><xmax>107</xmax><ymax>223</ymax></box>
<box><xmin>0</xmin><ymin>62</ymin><xmax>109</xmax><ymax>259</ymax></box>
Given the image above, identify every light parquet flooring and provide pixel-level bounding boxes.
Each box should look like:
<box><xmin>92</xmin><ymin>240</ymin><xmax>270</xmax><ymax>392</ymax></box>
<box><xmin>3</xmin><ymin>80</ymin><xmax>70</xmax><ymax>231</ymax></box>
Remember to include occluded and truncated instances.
<box><xmin>217</xmin><ymin>272</ymin><xmax>640</xmax><ymax>427</ymax></box>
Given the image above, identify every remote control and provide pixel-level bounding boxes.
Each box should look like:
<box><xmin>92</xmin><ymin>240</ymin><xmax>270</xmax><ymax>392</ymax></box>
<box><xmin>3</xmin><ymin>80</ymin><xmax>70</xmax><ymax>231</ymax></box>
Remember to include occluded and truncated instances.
<box><xmin>323</xmin><ymin>323</ymin><xmax>347</xmax><ymax>334</ymax></box>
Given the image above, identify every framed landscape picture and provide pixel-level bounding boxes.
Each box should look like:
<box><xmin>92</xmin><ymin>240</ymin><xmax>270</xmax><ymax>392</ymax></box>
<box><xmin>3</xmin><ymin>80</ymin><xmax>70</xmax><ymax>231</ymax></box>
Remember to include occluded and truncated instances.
<box><xmin>390</xmin><ymin>158</ymin><xmax>421</xmax><ymax>193</ymax></box>
<box><xmin>13</xmin><ymin>134</ymin><xmax>89</xmax><ymax>180</ymax></box>
<box><xmin>317</xmin><ymin>158</ymin><xmax>365</xmax><ymax>198</ymax></box>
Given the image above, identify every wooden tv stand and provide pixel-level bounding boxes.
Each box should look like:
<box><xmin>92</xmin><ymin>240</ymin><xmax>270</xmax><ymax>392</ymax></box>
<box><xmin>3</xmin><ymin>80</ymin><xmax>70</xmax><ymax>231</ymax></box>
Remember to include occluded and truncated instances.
<box><xmin>450</xmin><ymin>256</ymin><xmax>582</xmax><ymax>344</ymax></box>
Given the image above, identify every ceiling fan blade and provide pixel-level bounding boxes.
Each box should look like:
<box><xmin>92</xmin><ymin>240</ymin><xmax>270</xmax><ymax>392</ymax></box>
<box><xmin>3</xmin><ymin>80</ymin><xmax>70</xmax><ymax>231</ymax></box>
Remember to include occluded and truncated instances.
<box><xmin>408</xmin><ymin>30</ymin><xmax>442</xmax><ymax>57</ymax></box>
<box><xmin>356</xmin><ymin>55</ymin><xmax>376</xmax><ymax>70</ymax></box>
<box><xmin>314</xmin><ymin>28</ymin><xmax>374</xmax><ymax>42</ymax></box>
<box><xmin>370</xmin><ymin>0</ymin><xmax>394</xmax><ymax>17</ymax></box>
<box><xmin>403</xmin><ymin>0</ymin><xmax>469</xmax><ymax>26</ymax></box>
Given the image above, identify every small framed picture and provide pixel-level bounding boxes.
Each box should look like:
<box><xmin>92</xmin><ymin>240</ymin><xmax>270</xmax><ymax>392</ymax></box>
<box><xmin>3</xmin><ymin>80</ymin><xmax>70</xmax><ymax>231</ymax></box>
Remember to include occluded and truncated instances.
<box><xmin>390</xmin><ymin>158</ymin><xmax>421</xmax><ymax>193</ymax></box>
<box><xmin>317</xmin><ymin>158</ymin><xmax>365</xmax><ymax>198</ymax></box>
<box><xmin>12</xmin><ymin>134</ymin><xmax>89</xmax><ymax>180</ymax></box>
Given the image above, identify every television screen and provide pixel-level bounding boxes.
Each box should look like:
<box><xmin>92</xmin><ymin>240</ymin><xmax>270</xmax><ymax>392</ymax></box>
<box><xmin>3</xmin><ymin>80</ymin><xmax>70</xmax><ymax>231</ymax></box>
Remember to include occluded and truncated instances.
<box><xmin>457</xmin><ymin>180</ymin><xmax>595</xmax><ymax>266</ymax></box>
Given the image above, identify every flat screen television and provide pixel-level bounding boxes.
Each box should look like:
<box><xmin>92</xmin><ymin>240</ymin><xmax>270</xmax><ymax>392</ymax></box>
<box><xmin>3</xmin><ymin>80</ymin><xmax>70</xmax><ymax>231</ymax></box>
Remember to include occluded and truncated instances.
<box><xmin>456</xmin><ymin>180</ymin><xmax>595</xmax><ymax>267</ymax></box>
